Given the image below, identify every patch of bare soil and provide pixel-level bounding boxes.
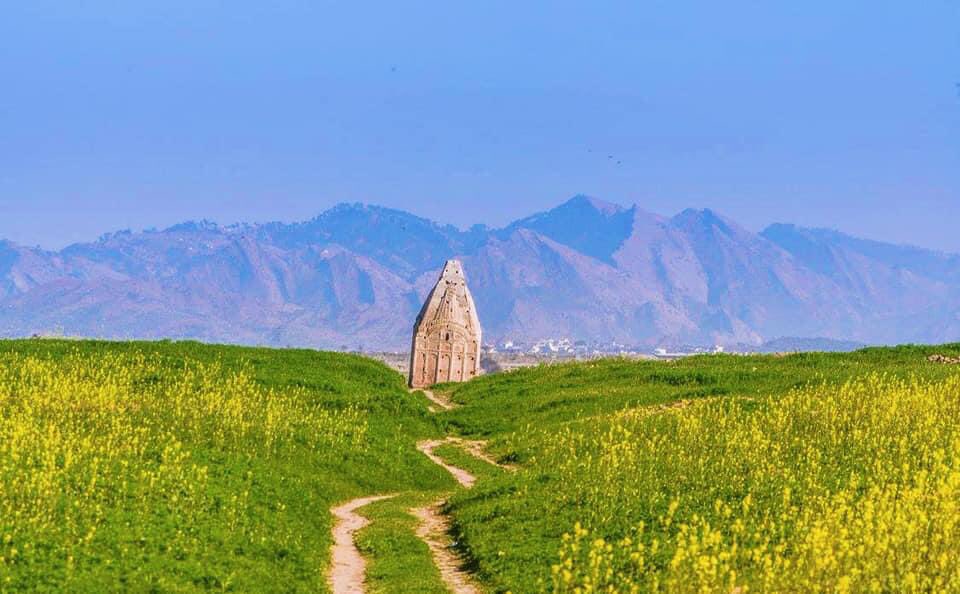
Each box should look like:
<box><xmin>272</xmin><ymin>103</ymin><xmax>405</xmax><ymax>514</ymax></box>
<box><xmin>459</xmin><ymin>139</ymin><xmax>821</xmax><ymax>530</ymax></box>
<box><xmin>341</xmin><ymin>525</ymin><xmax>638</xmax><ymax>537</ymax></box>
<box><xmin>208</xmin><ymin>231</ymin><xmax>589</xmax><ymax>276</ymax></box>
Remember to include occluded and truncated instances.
<box><xmin>658</xmin><ymin>399</ymin><xmax>693</xmax><ymax>411</ymax></box>
<box><xmin>329</xmin><ymin>494</ymin><xmax>396</xmax><ymax>594</ymax></box>
<box><xmin>928</xmin><ymin>354</ymin><xmax>960</xmax><ymax>364</ymax></box>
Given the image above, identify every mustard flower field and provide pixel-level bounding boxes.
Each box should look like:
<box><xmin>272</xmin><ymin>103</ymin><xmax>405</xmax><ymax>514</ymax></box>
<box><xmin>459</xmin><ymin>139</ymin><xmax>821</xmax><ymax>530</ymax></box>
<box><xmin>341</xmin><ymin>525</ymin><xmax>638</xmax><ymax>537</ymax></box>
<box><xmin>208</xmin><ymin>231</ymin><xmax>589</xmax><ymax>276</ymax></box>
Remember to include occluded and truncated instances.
<box><xmin>548</xmin><ymin>375</ymin><xmax>960</xmax><ymax>592</ymax></box>
<box><xmin>443</xmin><ymin>347</ymin><xmax>960</xmax><ymax>593</ymax></box>
<box><xmin>3</xmin><ymin>340</ymin><xmax>960</xmax><ymax>592</ymax></box>
<box><xmin>0</xmin><ymin>340</ymin><xmax>451</xmax><ymax>591</ymax></box>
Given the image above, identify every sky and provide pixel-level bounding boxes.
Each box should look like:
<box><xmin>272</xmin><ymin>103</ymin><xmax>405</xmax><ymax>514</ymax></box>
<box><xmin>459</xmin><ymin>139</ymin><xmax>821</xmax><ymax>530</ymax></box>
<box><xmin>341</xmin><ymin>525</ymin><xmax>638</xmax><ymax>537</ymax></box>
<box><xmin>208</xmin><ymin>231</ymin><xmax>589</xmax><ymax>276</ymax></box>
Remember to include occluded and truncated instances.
<box><xmin>0</xmin><ymin>1</ymin><xmax>958</xmax><ymax>251</ymax></box>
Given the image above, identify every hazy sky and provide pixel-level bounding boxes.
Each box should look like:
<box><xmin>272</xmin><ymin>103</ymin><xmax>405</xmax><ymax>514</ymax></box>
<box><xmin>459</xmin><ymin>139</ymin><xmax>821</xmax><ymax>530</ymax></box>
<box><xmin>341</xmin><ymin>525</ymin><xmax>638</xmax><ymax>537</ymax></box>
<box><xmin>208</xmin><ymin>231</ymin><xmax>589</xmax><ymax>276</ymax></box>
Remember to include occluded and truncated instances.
<box><xmin>1</xmin><ymin>1</ymin><xmax>958</xmax><ymax>250</ymax></box>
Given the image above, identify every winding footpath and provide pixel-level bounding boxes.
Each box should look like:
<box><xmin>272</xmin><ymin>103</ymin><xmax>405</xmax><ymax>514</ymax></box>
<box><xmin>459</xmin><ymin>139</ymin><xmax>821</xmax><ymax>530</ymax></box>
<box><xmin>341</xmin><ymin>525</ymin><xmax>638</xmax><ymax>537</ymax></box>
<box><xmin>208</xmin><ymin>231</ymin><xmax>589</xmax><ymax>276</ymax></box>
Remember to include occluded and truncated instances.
<box><xmin>417</xmin><ymin>439</ymin><xmax>477</xmax><ymax>488</ymax></box>
<box><xmin>419</xmin><ymin>388</ymin><xmax>456</xmax><ymax>411</ymax></box>
<box><xmin>327</xmin><ymin>389</ymin><xmax>505</xmax><ymax>594</ymax></box>
<box><xmin>328</xmin><ymin>495</ymin><xmax>397</xmax><ymax>594</ymax></box>
<box><xmin>413</xmin><ymin>438</ymin><xmax>483</xmax><ymax>594</ymax></box>
<box><xmin>414</xmin><ymin>436</ymin><xmax>516</xmax><ymax>594</ymax></box>
<box><xmin>412</xmin><ymin>503</ymin><xmax>481</xmax><ymax>594</ymax></box>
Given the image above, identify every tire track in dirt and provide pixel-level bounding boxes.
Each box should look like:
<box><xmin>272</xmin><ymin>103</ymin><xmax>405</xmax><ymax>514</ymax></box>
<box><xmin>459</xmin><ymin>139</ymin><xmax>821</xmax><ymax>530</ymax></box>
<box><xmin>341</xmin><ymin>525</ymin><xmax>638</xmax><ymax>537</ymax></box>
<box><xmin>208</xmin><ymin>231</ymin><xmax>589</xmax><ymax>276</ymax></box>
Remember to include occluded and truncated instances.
<box><xmin>328</xmin><ymin>494</ymin><xmax>396</xmax><ymax>594</ymax></box>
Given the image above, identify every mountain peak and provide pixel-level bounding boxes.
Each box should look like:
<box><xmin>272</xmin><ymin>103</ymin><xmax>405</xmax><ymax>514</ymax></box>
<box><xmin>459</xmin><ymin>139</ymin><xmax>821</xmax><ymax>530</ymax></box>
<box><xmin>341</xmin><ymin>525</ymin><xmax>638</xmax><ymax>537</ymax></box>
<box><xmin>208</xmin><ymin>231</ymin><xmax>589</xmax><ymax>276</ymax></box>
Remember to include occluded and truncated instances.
<box><xmin>519</xmin><ymin>195</ymin><xmax>631</xmax><ymax>227</ymax></box>
<box><xmin>674</xmin><ymin>207</ymin><xmax>721</xmax><ymax>222</ymax></box>
<box><xmin>309</xmin><ymin>202</ymin><xmax>454</xmax><ymax>232</ymax></box>
<box><xmin>560</xmin><ymin>194</ymin><xmax>626</xmax><ymax>216</ymax></box>
<box><xmin>326</xmin><ymin>201</ymin><xmax>379</xmax><ymax>215</ymax></box>
<box><xmin>671</xmin><ymin>208</ymin><xmax>741</xmax><ymax>235</ymax></box>
<box><xmin>162</xmin><ymin>220</ymin><xmax>222</xmax><ymax>234</ymax></box>
<box><xmin>507</xmin><ymin>196</ymin><xmax>636</xmax><ymax>264</ymax></box>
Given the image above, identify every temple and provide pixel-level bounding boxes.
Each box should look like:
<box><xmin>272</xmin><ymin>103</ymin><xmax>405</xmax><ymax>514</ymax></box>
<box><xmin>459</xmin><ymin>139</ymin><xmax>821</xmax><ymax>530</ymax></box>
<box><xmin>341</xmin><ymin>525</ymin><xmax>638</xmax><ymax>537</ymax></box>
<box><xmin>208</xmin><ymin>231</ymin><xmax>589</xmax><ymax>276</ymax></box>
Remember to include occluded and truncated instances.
<box><xmin>408</xmin><ymin>260</ymin><xmax>482</xmax><ymax>388</ymax></box>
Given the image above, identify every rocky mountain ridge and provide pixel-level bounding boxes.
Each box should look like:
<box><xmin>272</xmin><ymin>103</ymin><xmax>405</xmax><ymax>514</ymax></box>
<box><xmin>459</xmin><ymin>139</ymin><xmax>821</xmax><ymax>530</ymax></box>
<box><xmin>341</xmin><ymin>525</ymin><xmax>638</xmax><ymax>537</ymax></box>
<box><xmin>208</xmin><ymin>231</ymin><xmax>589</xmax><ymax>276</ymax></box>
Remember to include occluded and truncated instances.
<box><xmin>2</xmin><ymin>196</ymin><xmax>958</xmax><ymax>350</ymax></box>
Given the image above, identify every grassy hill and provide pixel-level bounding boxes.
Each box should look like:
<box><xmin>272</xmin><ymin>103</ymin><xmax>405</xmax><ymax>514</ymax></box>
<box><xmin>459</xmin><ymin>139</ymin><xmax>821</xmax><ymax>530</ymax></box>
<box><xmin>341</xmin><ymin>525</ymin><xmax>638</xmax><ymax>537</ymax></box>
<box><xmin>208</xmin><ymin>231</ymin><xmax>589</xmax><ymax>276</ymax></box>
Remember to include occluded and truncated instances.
<box><xmin>0</xmin><ymin>339</ymin><xmax>455</xmax><ymax>592</ymax></box>
<box><xmin>440</xmin><ymin>346</ymin><xmax>960</xmax><ymax>592</ymax></box>
<box><xmin>3</xmin><ymin>340</ymin><xmax>960</xmax><ymax>592</ymax></box>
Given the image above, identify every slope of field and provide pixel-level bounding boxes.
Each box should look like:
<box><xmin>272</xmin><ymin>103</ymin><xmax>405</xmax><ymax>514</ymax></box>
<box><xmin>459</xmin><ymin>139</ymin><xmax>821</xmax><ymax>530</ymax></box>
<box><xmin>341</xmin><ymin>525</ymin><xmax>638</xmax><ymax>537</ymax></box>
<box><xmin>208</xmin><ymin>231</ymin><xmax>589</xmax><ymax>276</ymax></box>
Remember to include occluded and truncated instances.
<box><xmin>0</xmin><ymin>339</ymin><xmax>455</xmax><ymax>592</ymax></box>
<box><xmin>6</xmin><ymin>340</ymin><xmax>960</xmax><ymax>593</ymax></box>
<box><xmin>441</xmin><ymin>346</ymin><xmax>960</xmax><ymax>592</ymax></box>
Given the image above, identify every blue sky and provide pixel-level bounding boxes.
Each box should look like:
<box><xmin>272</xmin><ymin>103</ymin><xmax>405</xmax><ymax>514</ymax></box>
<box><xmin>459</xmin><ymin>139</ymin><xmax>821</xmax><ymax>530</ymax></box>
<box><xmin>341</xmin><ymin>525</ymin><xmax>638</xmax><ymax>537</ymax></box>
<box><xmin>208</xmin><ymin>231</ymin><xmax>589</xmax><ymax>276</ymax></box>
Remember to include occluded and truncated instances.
<box><xmin>1</xmin><ymin>1</ymin><xmax>958</xmax><ymax>250</ymax></box>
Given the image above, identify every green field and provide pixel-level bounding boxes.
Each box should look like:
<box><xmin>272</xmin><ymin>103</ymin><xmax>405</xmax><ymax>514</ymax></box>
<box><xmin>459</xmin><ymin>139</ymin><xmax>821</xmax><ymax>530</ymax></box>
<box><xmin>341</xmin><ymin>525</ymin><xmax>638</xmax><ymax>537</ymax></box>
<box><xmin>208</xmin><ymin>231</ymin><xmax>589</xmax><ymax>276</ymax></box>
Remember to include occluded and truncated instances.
<box><xmin>441</xmin><ymin>347</ymin><xmax>960</xmax><ymax>592</ymax></box>
<box><xmin>0</xmin><ymin>340</ymin><xmax>455</xmax><ymax>592</ymax></box>
<box><xmin>2</xmin><ymin>339</ymin><xmax>960</xmax><ymax>592</ymax></box>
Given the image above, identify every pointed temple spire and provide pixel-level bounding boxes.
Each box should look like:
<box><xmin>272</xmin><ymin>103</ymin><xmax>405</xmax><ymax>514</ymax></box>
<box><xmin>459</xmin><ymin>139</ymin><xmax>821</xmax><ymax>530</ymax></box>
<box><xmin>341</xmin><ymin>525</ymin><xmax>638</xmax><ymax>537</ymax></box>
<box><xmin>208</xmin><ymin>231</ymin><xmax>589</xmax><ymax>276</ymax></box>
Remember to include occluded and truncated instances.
<box><xmin>408</xmin><ymin>260</ymin><xmax>482</xmax><ymax>388</ymax></box>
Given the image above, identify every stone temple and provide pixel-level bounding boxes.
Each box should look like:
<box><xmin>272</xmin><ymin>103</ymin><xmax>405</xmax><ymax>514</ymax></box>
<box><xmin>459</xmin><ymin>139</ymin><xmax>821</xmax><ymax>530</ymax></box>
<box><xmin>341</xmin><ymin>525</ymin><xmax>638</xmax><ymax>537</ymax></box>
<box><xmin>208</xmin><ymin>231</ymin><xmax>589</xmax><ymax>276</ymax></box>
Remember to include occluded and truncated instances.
<box><xmin>408</xmin><ymin>260</ymin><xmax>482</xmax><ymax>388</ymax></box>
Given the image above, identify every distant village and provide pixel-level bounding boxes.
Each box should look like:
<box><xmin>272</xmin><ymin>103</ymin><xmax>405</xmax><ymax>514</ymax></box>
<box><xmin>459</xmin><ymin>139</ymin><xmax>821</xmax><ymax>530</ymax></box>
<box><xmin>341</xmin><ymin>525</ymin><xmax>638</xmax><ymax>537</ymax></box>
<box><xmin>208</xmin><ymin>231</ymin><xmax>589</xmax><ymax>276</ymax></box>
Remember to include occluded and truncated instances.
<box><xmin>490</xmin><ymin>338</ymin><xmax>725</xmax><ymax>357</ymax></box>
<box><xmin>371</xmin><ymin>337</ymin><xmax>730</xmax><ymax>377</ymax></box>
<box><xmin>371</xmin><ymin>334</ymin><xmax>863</xmax><ymax>377</ymax></box>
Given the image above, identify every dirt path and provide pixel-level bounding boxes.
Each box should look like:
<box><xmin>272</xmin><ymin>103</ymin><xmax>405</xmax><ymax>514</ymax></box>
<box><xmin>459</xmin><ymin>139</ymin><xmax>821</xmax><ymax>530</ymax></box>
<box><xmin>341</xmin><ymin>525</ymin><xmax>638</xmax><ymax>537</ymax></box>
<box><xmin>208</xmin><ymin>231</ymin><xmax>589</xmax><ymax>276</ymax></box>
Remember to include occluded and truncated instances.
<box><xmin>328</xmin><ymin>494</ymin><xmax>396</xmax><ymax>594</ymax></box>
<box><xmin>451</xmin><ymin>438</ymin><xmax>517</xmax><ymax>472</ymax></box>
<box><xmin>418</xmin><ymin>436</ymin><xmax>516</xmax><ymax>487</ymax></box>
<box><xmin>412</xmin><ymin>503</ymin><xmax>481</xmax><ymax>594</ymax></box>
<box><xmin>411</xmin><ymin>388</ymin><xmax>457</xmax><ymax>411</ymax></box>
<box><xmin>414</xmin><ymin>436</ymin><xmax>517</xmax><ymax>593</ymax></box>
<box><xmin>408</xmin><ymin>392</ymin><xmax>508</xmax><ymax>592</ymax></box>
<box><xmin>417</xmin><ymin>439</ymin><xmax>477</xmax><ymax>488</ymax></box>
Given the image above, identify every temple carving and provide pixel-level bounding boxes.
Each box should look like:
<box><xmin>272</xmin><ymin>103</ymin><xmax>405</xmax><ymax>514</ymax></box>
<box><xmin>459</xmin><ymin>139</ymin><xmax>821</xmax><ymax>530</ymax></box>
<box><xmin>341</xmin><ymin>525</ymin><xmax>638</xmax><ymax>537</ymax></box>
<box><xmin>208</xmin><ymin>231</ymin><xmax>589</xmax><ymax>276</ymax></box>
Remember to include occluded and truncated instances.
<box><xmin>408</xmin><ymin>260</ymin><xmax>482</xmax><ymax>388</ymax></box>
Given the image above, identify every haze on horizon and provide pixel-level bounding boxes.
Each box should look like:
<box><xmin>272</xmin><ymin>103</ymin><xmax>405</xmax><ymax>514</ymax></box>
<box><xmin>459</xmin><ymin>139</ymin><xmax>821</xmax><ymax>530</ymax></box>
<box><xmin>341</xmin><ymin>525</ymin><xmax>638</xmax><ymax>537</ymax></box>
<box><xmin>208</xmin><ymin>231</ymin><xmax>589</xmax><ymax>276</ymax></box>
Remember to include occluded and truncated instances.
<box><xmin>1</xmin><ymin>1</ymin><xmax>958</xmax><ymax>251</ymax></box>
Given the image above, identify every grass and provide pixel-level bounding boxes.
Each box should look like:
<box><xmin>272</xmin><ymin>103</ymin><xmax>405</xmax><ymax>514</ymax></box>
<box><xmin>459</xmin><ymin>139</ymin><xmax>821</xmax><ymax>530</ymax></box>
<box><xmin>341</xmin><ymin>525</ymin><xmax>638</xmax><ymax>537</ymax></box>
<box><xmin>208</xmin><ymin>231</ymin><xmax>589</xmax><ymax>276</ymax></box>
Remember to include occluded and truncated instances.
<box><xmin>4</xmin><ymin>339</ymin><xmax>960</xmax><ymax>592</ymax></box>
<box><xmin>431</xmin><ymin>444</ymin><xmax>506</xmax><ymax>483</ymax></box>
<box><xmin>356</xmin><ymin>492</ymin><xmax>449</xmax><ymax>594</ymax></box>
<box><xmin>441</xmin><ymin>345</ymin><xmax>960</xmax><ymax>592</ymax></box>
<box><xmin>0</xmin><ymin>339</ymin><xmax>454</xmax><ymax>592</ymax></box>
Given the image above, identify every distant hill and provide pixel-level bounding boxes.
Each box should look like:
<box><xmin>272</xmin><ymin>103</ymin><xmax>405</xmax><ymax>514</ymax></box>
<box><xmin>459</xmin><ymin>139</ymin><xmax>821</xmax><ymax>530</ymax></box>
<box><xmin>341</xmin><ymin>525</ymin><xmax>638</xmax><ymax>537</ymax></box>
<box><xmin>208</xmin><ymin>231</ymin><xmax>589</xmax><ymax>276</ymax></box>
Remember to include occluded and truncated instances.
<box><xmin>2</xmin><ymin>196</ymin><xmax>960</xmax><ymax>350</ymax></box>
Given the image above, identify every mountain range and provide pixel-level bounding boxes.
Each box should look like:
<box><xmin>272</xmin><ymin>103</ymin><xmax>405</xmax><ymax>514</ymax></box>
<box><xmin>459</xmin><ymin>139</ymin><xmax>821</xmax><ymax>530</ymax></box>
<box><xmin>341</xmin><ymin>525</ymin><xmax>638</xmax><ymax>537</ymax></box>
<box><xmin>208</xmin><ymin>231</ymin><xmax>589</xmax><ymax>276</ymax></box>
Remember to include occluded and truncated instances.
<box><xmin>2</xmin><ymin>196</ymin><xmax>959</xmax><ymax>350</ymax></box>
